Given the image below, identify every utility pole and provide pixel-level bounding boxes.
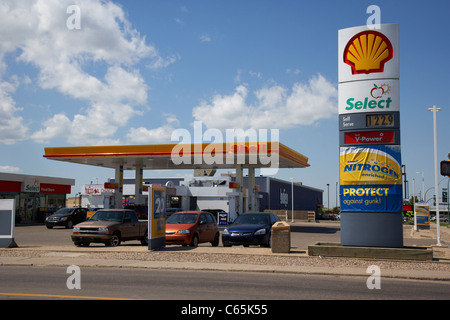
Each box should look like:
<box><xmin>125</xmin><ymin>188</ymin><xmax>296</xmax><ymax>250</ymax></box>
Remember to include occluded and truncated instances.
<box><xmin>428</xmin><ymin>105</ymin><xmax>441</xmax><ymax>246</ymax></box>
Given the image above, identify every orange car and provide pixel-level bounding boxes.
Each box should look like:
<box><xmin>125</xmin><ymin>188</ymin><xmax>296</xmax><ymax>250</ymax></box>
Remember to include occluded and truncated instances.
<box><xmin>165</xmin><ymin>211</ymin><xmax>220</xmax><ymax>247</ymax></box>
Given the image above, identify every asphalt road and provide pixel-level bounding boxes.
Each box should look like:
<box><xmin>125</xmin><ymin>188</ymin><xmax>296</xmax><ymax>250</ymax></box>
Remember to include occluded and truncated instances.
<box><xmin>0</xmin><ymin>266</ymin><xmax>448</xmax><ymax>301</ymax></box>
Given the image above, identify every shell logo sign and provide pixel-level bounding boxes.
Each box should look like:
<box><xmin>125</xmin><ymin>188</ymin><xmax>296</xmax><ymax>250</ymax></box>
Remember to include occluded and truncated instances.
<box><xmin>338</xmin><ymin>24</ymin><xmax>399</xmax><ymax>83</ymax></box>
<box><xmin>343</xmin><ymin>30</ymin><xmax>393</xmax><ymax>75</ymax></box>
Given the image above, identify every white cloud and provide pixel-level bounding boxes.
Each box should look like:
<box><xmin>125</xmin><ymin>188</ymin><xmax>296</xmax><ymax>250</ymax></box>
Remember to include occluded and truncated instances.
<box><xmin>0</xmin><ymin>165</ymin><xmax>20</xmax><ymax>173</ymax></box>
<box><xmin>0</xmin><ymin>80</ymin><xmax>28</xmax><ymax>144</ymax></box>
<box><xmin>0</xmin><ymin>0</ymin><xmax>175</xmax><ymax>146</ymax></box>
<box><xmin>200</xmin><ymin>34</ymin><xmax>212</xmax><ymax>42</ymax></box>
<box><xmin>192</xmin><ymin>74</ymin><xmax>337</xmax><ymax>130</ymax></box>
<box><xmin>126</xmin><ymin>114</ymin><xmax>180</xmax><ymax>144</ymax></box>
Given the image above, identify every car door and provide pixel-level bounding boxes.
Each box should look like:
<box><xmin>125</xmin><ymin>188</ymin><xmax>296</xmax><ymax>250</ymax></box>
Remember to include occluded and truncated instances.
<box><xmin>72</xmin><ymin>208</ymin><xmax>85</xmax><ymax>224</ymax></box>
<box><xmin>206</xmin><ymin>213</ymin><xmax>217</xmax><ymax>240</ymax></box>
<box><xmin>122</xmin><ymin>210</ymin><xmax>139</xmax><ymax>239</ymax></box>
<box><xmin>197</xmin><ymin>214</ymin><xmax>208</xmax><ymax>242</ymax></box>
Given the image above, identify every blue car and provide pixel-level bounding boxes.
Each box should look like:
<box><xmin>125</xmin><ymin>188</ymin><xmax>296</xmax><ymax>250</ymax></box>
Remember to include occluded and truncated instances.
<box><xmin>222</xmin><ymin>212</ymin><xmax>281</xmax><ymax>247</ymax></box>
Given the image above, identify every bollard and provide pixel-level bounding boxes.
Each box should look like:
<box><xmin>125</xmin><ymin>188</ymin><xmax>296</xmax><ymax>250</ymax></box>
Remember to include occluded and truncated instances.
<box><xmin>271</xmin><ymin>221</ymin><xmax>290</xmax><ymax>253</ymax></box>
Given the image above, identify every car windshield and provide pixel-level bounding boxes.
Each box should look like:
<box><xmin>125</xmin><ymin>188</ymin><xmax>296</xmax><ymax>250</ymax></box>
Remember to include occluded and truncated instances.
<box><xmin>89</xmin><ymin>211</ymin><xmax>123</xmax><ymax>222</ymax></box>
<box><xmin>167</xmin><ymin>213</ymin><xmax>198</xmax><ymax>224</ymax></box>
<box><xmin>55</xmin><ymin>208</ymin><xmax>74</xmax><ymax>215</ymax></box>
<box><xmin>233</xmin><ymin>214</ymin><xmax>270</xmax><ymax>225</ymax></box>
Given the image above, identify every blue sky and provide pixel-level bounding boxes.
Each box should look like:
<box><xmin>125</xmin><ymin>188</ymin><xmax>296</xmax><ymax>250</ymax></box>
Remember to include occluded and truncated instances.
<box><xmin>1</xmin><ymin>0</ymin><xmax>449</xmax><ymax>208</ymax></box>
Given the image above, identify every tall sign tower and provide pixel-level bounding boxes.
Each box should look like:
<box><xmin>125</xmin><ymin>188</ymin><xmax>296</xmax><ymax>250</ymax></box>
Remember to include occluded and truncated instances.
<box><xmin>338</xmin><ymin>24</ymin><xmax>403</xmax><ymax>247</ymax></box>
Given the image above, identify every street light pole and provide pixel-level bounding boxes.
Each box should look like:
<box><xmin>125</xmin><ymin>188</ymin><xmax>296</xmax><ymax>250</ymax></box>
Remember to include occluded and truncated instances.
<box><xmin>428</xmin><ymin>105</ymin><xmax>441</xmax><ymax>246</ymax></box>
<box><xmin>416</xmin><ymin>171</ymin><xmax>424</xmax><ymax>201</ymax></box>
<box><xmin>327</xmin><ymin>184</ymin><xmax>330</xmax><ymax>212</ymax></box>
<box><xmin>413</xmin><ymin>178</ymin><xmax>417</xmax><ymax>231</ymax></box>
<box><xmin>291</xmin><ymin>178</ymin><xmax>294</xmax><ymax>223</ymax></box>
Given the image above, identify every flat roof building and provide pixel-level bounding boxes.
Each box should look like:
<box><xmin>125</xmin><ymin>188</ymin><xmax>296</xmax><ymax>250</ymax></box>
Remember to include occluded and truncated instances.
<box><xmin>0</xmin><ymin>172</ymin><xmax>75</xmax><ymax>223</ymax></box>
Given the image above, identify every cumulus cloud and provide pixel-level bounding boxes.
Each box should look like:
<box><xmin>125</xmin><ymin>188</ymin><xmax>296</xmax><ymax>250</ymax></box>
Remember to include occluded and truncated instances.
<box><xmin>126</xmin><ymin>114</ymin><xmax>180</xmax><ymax>144</ymax></box>
<box><xmin>192</xmin><ymin>74</ymin><xmax>338</xmax><ymax>130</ymax></box>
<box><xmin>0</xmin><ymin>165</ymin><xmax>21</xmax><ymax>173</ymax></box>
<box><xmin>0</xmin><ymin>80</ymin><xmax>28</xmax><ymax>144</ymax></box>
<box><xmin>0</xmin><ymin>0</ymin><xmax>175</xmax><ymax>146</ymax></box>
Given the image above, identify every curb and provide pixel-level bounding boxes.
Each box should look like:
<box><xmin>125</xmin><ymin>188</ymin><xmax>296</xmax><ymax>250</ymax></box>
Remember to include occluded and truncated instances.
<box><xmin>1</xmin><ymin>251</ymin><xmax>449</xmax><ymax>282</ymax></box>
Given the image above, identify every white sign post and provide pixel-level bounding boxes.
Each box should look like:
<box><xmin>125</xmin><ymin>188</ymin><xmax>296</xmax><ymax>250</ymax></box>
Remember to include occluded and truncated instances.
<box><xmin>0</xmin><ymin>199</ymin><xmax>18</xmax><ymax>248</ymax></box>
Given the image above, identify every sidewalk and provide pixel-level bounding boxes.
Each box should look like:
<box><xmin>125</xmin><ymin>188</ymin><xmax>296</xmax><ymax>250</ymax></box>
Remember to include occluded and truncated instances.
<box><xmin>1</xmin><ymin>223</ymin><xmax>449</xmax><ymax>281</ymax></box>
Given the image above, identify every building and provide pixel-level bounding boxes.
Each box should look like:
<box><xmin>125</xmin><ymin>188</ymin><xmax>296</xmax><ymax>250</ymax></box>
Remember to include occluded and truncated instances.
<box><xmin>89</xmin><ymin>176</ymin><xmax>323</xmax><ymax>222</ymax></box>
<box><xmin>0</xmin><ymin>172</ymin><xmax>75</xmax><ymax>223</ymax></box>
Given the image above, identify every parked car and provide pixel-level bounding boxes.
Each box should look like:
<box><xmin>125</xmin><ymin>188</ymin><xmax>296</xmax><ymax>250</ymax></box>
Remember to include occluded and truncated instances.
<box><xmin>71</xmin><ymin>209</ymin><xmax>148</xmax><ymax>247</ymax></box>
<box><xmin>45</xmin><ymin>207</ymin><xmax>87</xmax><ymax>229</ymax></box>
<box><xmin>222</xmin><ymin>212</ymin><xmax>281</xmax><ymax>248</ymax></box>
<box><xmin>165</xmin><ymin>207</ymin><xmax>183</xmax><ymax>217</ymax></box>
<box><xmin>431</xmin><ymin>216</ymin><xmax>449</xmax><ymax>223</ymax></box>
<box><xmin>165</xmin><ymin>211</ymin><xmax>220</xmax><ymax>247</ymax></box>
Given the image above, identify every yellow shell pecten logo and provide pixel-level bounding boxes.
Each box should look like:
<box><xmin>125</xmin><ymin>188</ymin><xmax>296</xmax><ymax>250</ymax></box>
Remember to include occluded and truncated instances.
<box><xmin>344</xmin><ymin>30</ymin><xmax>393</xmax><ymax>75</ymax></box>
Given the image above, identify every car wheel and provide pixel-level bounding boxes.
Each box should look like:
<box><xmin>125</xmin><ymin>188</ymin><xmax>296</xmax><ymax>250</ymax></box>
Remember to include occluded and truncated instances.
<box><xmin>140</xmin><ymin>230</ymin><xmax>148</xmax><ymax>246</ymax></box>
<box><xmin>190</xmin><ymin>235</ymin><xmax>199</xmax><ymax>248</ymax></box>
<box><xmin>262</xmin><ymin>234</ymin><xmax>271</xmax><ymax>248</ymax></box>
<box><xmin>46</xmin><ymin>225</ymin><xmax>53</xmax><ymax>229</ymax></box>
<box><xmin>106</xmin><ymin>232</ymin><xmax>121</xmax><ymax>247</ymax></box>
<box><xmin>211</xmin><ymin>233</ymin><xmax>219</xmax><ymax>247</ymax></box>
<box><xmin>66</xmin><ymin>220</ymin><xmax>73</xmax><ymax>229</ymax></box>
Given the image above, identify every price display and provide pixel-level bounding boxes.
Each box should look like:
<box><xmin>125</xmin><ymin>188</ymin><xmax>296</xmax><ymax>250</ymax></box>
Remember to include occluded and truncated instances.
<box><xmin>366</xmin><ymin>114</ymin><xmax>394</xmax><ymax>127</ymax></box>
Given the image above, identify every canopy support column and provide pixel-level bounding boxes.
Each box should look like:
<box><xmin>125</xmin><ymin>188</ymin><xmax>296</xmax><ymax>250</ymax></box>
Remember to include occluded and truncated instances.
<box><xmin>247</xmin><ymin>166</ymin><xmax>255</xmax><ymax>212</ymax></box>
<box><xmin>135</xmin><ymin>166</ymin><xmax>144</xmax><ymax>205</ymax></box>
<box><xmin>114</xmin><ymin>164</ymin><xmax>123</xmax><ymax>209</ymax></box>
<box><xmin>236</xmin><ymin>164</ymin><xmax>243</xmax><ymax>215</ymax></box>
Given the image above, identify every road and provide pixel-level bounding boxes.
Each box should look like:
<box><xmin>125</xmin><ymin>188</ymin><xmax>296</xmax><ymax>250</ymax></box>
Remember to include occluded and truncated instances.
<box><xmin>0</xmin><ymin>266</ymin><xmax>449</xmax><ymax>301</ymax></box>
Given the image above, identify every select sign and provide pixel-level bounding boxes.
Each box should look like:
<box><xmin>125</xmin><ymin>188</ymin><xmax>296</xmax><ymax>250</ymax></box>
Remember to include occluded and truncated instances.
<box><xmin>339</xmin><ymin>79</ymin><xmax>399</xmax><ymax>115</ymax></box>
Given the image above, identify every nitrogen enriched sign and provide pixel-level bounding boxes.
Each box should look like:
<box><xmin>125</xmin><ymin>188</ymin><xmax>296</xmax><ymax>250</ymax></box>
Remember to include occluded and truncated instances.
<box><xmin>339</xmin><ymin>145</ymin><xmax>402</xmax><ymax>213</ymax></box>
<box><xmin>340</xmin><ymin>145</ymin><xmax>402</xmax><ymax>185</ymax></box>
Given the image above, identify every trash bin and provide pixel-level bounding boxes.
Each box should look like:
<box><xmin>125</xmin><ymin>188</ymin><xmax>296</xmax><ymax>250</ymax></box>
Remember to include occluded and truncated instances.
<box><xmin>271</xmin><ymin>221</ymin><xmax>291</xmax><ymax>253</ymax></box>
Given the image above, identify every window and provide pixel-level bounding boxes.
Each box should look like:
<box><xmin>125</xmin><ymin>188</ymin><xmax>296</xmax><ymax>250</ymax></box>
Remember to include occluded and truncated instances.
<box><xmin>206</xmin><ymin>213</ymin><xmax>216</xmax><ymax>224</ymax></box>
<box><xmin>124</xmin><ymin>211</ymin><xmax>137</xmax><ymax>223</ymax></box>
<box><xmin>199</xmin><ymin>214</ymin><xmax>207</xmax><ymax>225</ymax></box>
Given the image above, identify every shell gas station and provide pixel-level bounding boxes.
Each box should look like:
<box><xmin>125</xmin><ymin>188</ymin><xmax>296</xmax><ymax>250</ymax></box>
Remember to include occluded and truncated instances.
<box><xmin>43</xmin><ymin>142</ymin><xmax>321</xmax><ymax>221</ymax></box>
<box><xmin>44</xmin><ymin>141</ymin><xmax>323</xmax><ymax>249</ymax></box>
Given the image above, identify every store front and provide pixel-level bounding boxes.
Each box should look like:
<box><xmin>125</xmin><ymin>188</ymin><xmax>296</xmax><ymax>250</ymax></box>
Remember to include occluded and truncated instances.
<box><xmin>0</xmin><ymin>173</ymin><xmax>75</xmax><ymax>223</ymax></box>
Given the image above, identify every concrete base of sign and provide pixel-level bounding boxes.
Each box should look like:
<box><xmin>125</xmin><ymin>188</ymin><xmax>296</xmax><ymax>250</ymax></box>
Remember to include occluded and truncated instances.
<box><xmin>308</xmin><ymin>242</ymin><xmax>433</xmax><ymax>261</ymax></box>
<box><xmin>148</xmin><ymin>237</ymin><xmax>165</xmax><ymax>251</ymax></box>
<box><xmin>0</xmin><ymin>238</ymin><xmax>18</xmax><ymax>248</ymax></box>
<box><xmin>340</xmin><ymin>212</ymin><xmax>404</xmax><ymax>247</ymax></box>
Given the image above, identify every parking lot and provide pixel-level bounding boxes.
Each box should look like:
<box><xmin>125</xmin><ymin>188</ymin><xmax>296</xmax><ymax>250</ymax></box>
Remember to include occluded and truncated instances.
<box><xmin>11</xmin><ymin>221</ymin><xmax>440</xmax><ymax>251</ymax></box>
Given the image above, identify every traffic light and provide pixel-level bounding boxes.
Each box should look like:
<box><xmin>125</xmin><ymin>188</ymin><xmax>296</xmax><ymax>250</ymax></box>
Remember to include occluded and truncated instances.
<box><xmin>441</xmin><ymin>160</ymin><xmax>450</xmax><ymax>176</ymax></box>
